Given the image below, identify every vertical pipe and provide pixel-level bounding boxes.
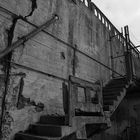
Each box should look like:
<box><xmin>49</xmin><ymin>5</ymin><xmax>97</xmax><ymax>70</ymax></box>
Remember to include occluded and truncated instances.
<box><xmin>87</xmin><ymin>0</ymin><xmax>91</xmax><ymax>8</ymax></box>
<box><xmin>0</xmin><ymin>54</ymin><xmax>12</xmax><ymax>138</ymax></box>
<box><xmin>109</xmin><ymin>34</ymin><xmax>114</xmax><ymax>78</ymax></box>
<box><xmin>72</xmin><ymin>45</ymin><xmax>77</xmax><ymax>76</ymax></box>
<box><xmin>124</xmin><ymin>26</ymin><xmax>133</xmax><ymax>81</ymax></box>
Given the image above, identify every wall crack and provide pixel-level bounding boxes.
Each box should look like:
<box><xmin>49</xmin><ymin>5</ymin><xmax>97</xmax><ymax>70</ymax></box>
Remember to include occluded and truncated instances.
<box><xmin>25</xmin><ymin>0</ymin><xmax>37</xmax><ymax>18</ymax></box>
<box><xmin>7</xmin><ymin>17</ymin><xmax>19</xmax><ymax>46</ymax></box>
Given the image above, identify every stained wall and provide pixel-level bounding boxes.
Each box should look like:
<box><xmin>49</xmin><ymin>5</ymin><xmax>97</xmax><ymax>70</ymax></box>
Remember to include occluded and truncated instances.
<box><xmin>0</xmin><ymin>0</ymin><xmax>126</xmax><ymax>139</ymax></box>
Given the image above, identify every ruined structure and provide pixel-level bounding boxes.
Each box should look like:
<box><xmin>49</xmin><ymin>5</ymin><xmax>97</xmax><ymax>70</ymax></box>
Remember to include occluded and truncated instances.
<box><xmin>0</xmin><ymin>0</ymin><xmax>140</xmax><ymax>140</ymax></box>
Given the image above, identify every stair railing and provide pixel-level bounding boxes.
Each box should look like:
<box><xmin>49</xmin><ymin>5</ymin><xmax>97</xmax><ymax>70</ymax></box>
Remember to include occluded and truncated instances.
<box><xmin>124</xmin><ymin>26</ymin><xmax>140</xmax><ymax>81</ymax></box>
<box><xmin>78</xmin><ymin>0</ymin><xmax>140</xmax><ymax>81</ymax></box>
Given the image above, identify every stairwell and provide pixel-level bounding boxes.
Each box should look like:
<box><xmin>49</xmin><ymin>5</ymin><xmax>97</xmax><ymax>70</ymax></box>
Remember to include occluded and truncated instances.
<box><xmin>14</xmin><ymin>78</ymin><xmax>132</xmax><ymax>140</ymax></box>
<box><xmin>13</xmin><ymin>77</ymin><xmax>134</xmax><ymax>140</ymax></box>
<box><xmin>103</xmin><ymin>78</ymin><xmax>132</xmax><ymax>115</ymax></box>
<box><xmin>14</xmin><ymin>76</ymin><xmax>111</xmax><ymax>140</ymax></box>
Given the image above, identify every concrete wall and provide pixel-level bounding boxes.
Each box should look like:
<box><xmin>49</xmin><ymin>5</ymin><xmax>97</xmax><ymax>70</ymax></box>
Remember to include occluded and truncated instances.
<box><xmin>0</xmin><ymin>0</ymin><xmax>126</xmax><ymax>139</ymax></box>
<box><xmin>89</xmin><ymin>95</ymin><xmax>140</xmax><ymax>140</ymax></box>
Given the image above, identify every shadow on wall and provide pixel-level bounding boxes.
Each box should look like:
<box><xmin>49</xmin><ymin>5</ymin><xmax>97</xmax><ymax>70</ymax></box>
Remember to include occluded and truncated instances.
<box><xmin>90</xmin><ymin>132</ymin><xmax>121</xmax><ymax>140</ymax></box>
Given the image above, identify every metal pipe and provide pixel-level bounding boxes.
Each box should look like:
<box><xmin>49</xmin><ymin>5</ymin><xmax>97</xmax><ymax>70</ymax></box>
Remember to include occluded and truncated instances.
<box><xmin>109</xmin><ymin>34</ymin><xmax>115</xmax><ymax>78</ymax></box>
<box><xmin>124</xmin><ymin>26</ymin><xmax>133</xmax><ymax>80</ymax></box>
<box><xmin>0</xmin><ymin>6</ymin><xmax>125</xmax><ymax>78</ymax></box>
<box><xmin>6</xmin><ymin>60</ymin><xmax>68</xmax><ymax>82</ymax></box>
<box><xmin>128</xmin><ymin>45</ymin><xmax>140</xmax><ymax>50</ymax></box>
<box><xmin>136</xmin><ymin>45</ymin><xmax>140</xmax><ymax>48</ymax></box>
<box><xmin>75</xmin><ymin>46</ymin><xmax>125</xmax><ymax>78</ymax></box>
<box><xmin>0</xmin><ymin>14</ymin><xmax>59</xmax><ymax>59</ymax></box>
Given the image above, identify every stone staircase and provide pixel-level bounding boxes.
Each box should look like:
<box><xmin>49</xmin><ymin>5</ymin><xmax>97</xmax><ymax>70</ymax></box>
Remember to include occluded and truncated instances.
<box><xmin>15</xmin><ymin>116</ymin><xmax>74</xmax><ymax>140</ymax></box>
<box><xmin>14</xmin><ymin>115</ymin><xmax>109</xmax><ymax>140</ymax></box>
<box><xmin>103</xmin><ymin>78</ymin><xmax>131</xmax><ymax>114</ymax></box>
<box><xmin>14</xmin><ymin>78</ymin><xmax>131</xmax><ymax>140</ymax></box>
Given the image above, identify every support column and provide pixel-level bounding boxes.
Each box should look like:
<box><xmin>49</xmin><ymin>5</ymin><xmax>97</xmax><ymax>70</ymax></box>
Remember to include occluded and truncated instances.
<box><xmin>124</xmin><ymin>26</ymin><xmax>133</xmax><ymax>81</ymax></box>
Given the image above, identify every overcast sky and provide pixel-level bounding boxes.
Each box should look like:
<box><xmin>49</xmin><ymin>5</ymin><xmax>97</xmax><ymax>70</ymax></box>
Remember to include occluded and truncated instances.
<box><xmin>92</xmin><ymin>0</ymin><xmax>140</xmax><ymax>46</ymax></box>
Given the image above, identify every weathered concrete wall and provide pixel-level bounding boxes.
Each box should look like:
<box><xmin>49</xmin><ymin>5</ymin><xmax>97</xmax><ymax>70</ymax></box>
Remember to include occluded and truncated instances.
<box><xmin>85</xmin><ymin>95</ymin><xmax>140</xmax><ymax>140</ymax></box>
<box><xmin>71</xmin><ymin>2</ymin><xmax>111</xmax><ymax>83</ymax></box>
<box><xmin>89</xmin><ymin>95</ymin><xmax>140</xmax><ymax>140</ymax></box>
<box><xmin>112</xmin><ymin>36</ymin><xmax>126</xmax><ymax>78</ymax></box>
<box><xmin>0</xmin><ymin>0</ymin><xmax>127</xmax><ymax>139</ymax></box>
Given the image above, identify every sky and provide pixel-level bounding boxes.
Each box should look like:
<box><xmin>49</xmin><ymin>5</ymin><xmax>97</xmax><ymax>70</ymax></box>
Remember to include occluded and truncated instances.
<box><xmin>92</xmin><ymin>0</ymin><xmax>140</xmax><ymax>46</ymax></box>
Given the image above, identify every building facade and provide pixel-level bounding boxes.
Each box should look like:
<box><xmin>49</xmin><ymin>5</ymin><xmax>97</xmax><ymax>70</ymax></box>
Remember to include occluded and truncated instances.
<box><xmin>0</xmin><ymin>0</ymin><xmax>140</xmax><ymax>140</ymax></box>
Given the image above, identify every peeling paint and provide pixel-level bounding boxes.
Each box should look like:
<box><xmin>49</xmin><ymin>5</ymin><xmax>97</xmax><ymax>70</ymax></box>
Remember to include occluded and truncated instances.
<box><xmin>17</xmin><ymin>94</ymin><xmax>44</xmax><ymax>112</ymax></box>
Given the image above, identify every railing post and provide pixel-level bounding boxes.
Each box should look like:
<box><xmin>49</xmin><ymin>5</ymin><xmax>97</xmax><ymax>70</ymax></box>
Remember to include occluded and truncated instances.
<box><xmin>87</xmin><ymin>0</ymin><xmax>92</xmax><ymax>9</ymax></box>
<box><xmin>109</xmin><ymin>33</ymin><xmax>114</xmax><ymax>79</ymax></box>
<box><xmin>124</xmin><ymin>26</ymin><xmax>133</xmax><ymax>81</ymax></box>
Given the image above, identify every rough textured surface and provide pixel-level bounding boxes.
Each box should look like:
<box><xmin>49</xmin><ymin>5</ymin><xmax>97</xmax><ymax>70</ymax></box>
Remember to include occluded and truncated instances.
<box><xmin>0</xmin><ymin>0</ymin><xmax>32</xmax><ymax>17</ymax></box>
<box><xmin>0</xmin><ymin>0</ymin><xmax>130</xmax><ymax>140</ymax></box>
<box><xmin>87</xmin><ymin>95</ymin><xmax>140</xmax><ymax>140</ymax></box>
<box><xmin>101</xmin><ymin>97</ymin><xmax>140</xmax><ymax>140</ymax></box>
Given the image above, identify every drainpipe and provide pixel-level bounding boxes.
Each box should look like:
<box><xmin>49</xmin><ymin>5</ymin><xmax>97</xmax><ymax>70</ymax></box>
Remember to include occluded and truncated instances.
<box><xmin>124</xmin><ymin>26</ymin><xmax>133</xmax><ymax>81</ymax></box>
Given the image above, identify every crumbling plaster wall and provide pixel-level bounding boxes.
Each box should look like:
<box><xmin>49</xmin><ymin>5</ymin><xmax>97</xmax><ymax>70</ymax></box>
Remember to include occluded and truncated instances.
<box><xmin>0</xmin><ymin>0</ymin><xmax>126</xmax><ymax>139</ymax></box>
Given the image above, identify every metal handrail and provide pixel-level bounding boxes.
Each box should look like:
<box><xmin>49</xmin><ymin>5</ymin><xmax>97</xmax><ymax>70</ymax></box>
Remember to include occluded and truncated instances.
<box><xmin>0</xmin><ymin>6</ymin><xmax>126</xmax><ymax>78</ymax></box>
<box><xmin>79</xmin><ymin>0</ymin><xmax>140</xmax><ymax>56</ymax></box>
<box><xmin>0</xmin><ymin>5</ymin><xmax>130</xmax><ymax>79</ymax></box>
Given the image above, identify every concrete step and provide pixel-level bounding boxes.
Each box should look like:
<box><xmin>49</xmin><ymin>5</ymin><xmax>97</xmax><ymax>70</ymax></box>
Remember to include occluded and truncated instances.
<box><xmin>39</xmin><ymin>116</ymin><xmax>65</xmax><ymax>125</ymax></box>
<box><xmin>15</xmin><ymin>133</ymin><xmax>61</xmax><ymax>140</ymax></box>
<box><xmin>108</xmin><ymin>81</ymin><xmax>126</xmax><ymax>86</ymax></box>
<box><xmin>103</xmin><ymin>91</ymin><xmax>121</xmax><ymax>96</ymax></box>
<box><xmin>106</xmin><ymin>80</ymin><xmax>127</xmax><ymax>87</ymax></box>
<box><xmin>102</xmin><ymin>78</ymin><xmax>129</xmax><ymax>114</ymax></box>
<box><xmin>103</xmin><ymin>95</ymin><xmax>118</xmax><ymax>100</ymax></box>
<box><xmin>75</xmin><ymin>110</ymin><xmax>103</xmax><ymax>116</ymax></box>
<box><xmin>109</xmin><ymin>78</ymin><xmax>127</xmax><ymax>83</ymax></box>
<box><xmin>103</xmin><ymin>105</ymin><xmax>110</xmax><ymax>111</ymax></box>
<box><xmin>103</xmin><ymin>87</ymin><xmax>123</xmax><ymax>93</ymax></box>
<box><xmin>28</xmin><ymin>124</ymin><xmax>63</xmax><ymax>137</ymax></box>
<box><xmin>103</xmin><ymin>100</ymin><xmax>114</xmax><ymax>105</ymax></box>
<box><xmin>105</xmin><ymin>83</ymin><xmax>126</xmax><ymax>89</ymax></box>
